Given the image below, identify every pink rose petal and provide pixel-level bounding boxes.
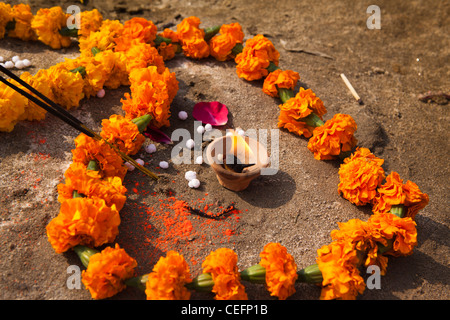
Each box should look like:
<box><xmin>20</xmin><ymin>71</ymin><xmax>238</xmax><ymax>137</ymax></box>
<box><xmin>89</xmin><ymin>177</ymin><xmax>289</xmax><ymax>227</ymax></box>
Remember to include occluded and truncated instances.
<box><xmin>144</xmin><ymin>125</ymin><xmax>172</xmax><ymax>144</ymax></box>
<box><xmin>192</xmin><ymin>101</ymin><xmax>229</xmax><ymax>126</ymax></box>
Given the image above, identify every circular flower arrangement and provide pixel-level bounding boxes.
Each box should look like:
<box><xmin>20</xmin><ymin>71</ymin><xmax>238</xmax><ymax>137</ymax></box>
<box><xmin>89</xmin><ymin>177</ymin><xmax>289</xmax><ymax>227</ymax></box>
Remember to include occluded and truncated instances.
<box><xmin>0</xmin><ymin>3</ymin><xmax>430</xmax><ymax>300</ymax></box>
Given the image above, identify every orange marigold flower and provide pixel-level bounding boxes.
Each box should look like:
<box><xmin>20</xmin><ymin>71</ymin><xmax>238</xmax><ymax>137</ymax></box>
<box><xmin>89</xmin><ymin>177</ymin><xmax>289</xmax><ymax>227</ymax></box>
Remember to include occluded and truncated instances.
<box><xmin>235</xmin><ymin>34</ymin><xmax>280</xmax><ymax>81</ymax></box>
<box><xmin>263</xmin><ymin>69</ymin><xmax>300</xmax><ymax>97</ymax></box>
<box><xmin>259</xmin><ymin>243</ymin><xmax>298</xmax><ymax>300</ymax></box>
<box><xmin>72</xmin><ymin>133</ymin><xmax>127</xmax><ymax>180</ymax></box>
<box><xmin>316</xmin><ymin>240</ymin><xmax>365</xmax><ymax>300</ymax></box>
<box><xmin>277</xmin><ymin>87</ymin><xmax>327</xmax><ymax>138</ymax></box>
<box><xmin>8</xmin><ymin>4</ymin><xmax>38</xmax><ymax>41</ymax></box>
<box><xmin>122</xmin><ymin>66</ymin><xmax>178</xmax><ymax>128</ymax></box>
<box><xmin>372</xmin><ymin>171</ymin><xmax>429</xmax><ymax>220</ymax></box>
<box><xmin>160</xmin><ymin>28</ymin><xmax>179</xmax><ymax>43</ymax></box>
<box><xmin>124</xmin><ymin>42</ymin><xmax>165</xmax><ymax>74</ymax></box>
<box><xmin>338</xmin><ymin>148</ymin><xmax>386</xmax><ymax>206</ymax></box>
<box><xmin>367</xmin><ymin>212</ymin><xmax>418</xmax><ymax>257</ymax></box>
<box><xmin>158</xmin><ymin>28</ymin><xmax>181</xmax><ymax>61</ymax></box>
<box><xmin>114</xmin><ymin>17</ymin><xmax>157</xmax><ymax>51</ymax></box>
<box><xmin>31</xmin><ymin>6</ymin><xmax>72</xmax><ymax>49</ymax></box>
<box><xmin>57</xmin><ymin>162</ymin><xmax>127</xmax><ymax>211</ymax></box>
<box><xmin>307</xmin><ymin>113</ymin><xmax>358</xmax><ymax>160</ymax></box>
<box><xmin>77</xmin><ymin>9</ymin><xmax>103</xmax><ymax>39</ymax></box>
<box><xmin>46</xmin><ymin>197</ymin><xmax>121</xmax><ymax>254</ymax></box>
<box><xmin>209</xmin><ymin>22</ymin><xmax>244</xmax><ymax>61</ymax></box>
<box><xmin>202</xmin><ymin>248</ymin><xmax>248</xmax><ymax>300</ymax></box>
<box><xmin>145</xmin><ymin>251</ymin><xmax>192</xmax><ymax>300</ymax></box>
<box><xmin>81</xmin><ymin>244</ymin><xmax>137</xmax><ymax>300</ymax></box>
<box><xmin>0</xmin><ymin>80</ymin><xmax>28</xmax><ymax>132</ymax></box>
<box><xmin>38</xmin><ymin>65</ymin><xmax>85</xmax><ymax>110</ymax></box>
<box><xmin>100</xmin><ymin>114</ymin><xmax>146</xmax><ymax>155</ymax></box>
<box><xmin>0</xmin><ymin>2</ymin><xmax>13</xmax><ymax>39</ymax></box>
<box><xmin>330</xmin><ymin>218</ymin><xmax>388</xmax><ymax>275</ymax></box>
<box><xmin>176</xmin><ymin>16</ymin><xmax>210</xmax><ymax>59</ymax></box>
<box><xmin>157</xmin><ymin>42</ymin><xmax>177</xmax><ymax>61</ymax></box>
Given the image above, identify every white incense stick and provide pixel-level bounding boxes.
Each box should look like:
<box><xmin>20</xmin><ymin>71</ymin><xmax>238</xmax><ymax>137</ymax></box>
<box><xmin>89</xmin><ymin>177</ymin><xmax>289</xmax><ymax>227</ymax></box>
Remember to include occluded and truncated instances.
<box><xmin>340</xmin><ymin>73</ymin><xmax>363</xmax><ymax>105</ymax></box>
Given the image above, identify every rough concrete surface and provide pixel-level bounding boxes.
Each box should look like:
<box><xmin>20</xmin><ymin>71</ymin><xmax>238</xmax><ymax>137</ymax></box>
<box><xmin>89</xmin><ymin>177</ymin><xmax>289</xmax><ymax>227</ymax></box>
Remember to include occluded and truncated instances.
<box><xmin>0</xmin><ymin>0</ymin><xmax>449</xmax><ymax>300</ymax></box>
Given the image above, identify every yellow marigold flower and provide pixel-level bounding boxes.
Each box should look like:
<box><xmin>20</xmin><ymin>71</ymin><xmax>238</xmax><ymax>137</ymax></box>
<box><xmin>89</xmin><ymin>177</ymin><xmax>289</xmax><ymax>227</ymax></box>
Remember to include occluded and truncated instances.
<box><xmin>368</xmin><ymin>212</ymin><xmax>418</xmax><ymax>257</ymax></box>
<box><xmin>307</xmin><ymin>113</ymin><xmax>358</xmax><ymax>160</ymax></box>
<box><xmin>14</xmin><ymin>72</ymin><xmax>52</xmax><ymax>121</ymax></box>
<box><xmin>235</xmin><ymin>34</ymin><xmax>280</xmax><ymax>81</ymax></box>
<box><xmin>46</xmin><ymin>197</ymin><xmax>121</xmax><ymax>254</ymax></box>
<box><xmin>38</xmin><ymin>65</ymin><xmax>85</xmax><ymax>110</ymax></box>
<box><xmin>31</xmin><ymin>6</ymin><xmax>72</xmax><ymax>49</ymax></box>
<box><xmin>62</xmin><ymin>56</ymin><xmax>109</xmax><ymax>98</ymax></box>
<box><xmin>176</xmin><ymin>16</ymin><xmax>210</xmax><ymax>59</ymax></box>
<box><xmin>72</xmin><ymin>133</ymin><xmax>127</xmax><ymax>180</ymax></box>
<box><xmin>100</xmin><ymin>114</ymin><xmax>146</xmax><ymax>155</ymax></box>
<box><xmin>0</xmin><ymin>80</ymin><xmax>27</xmax><ymax>132</ymax></box>
<box><xmin>8</xmin><ymin>4</ymin><xmax>37</xmax><ymax>41</ymax></box>
<box><xmin>202</xmin><ymin>248</ymin><xmax>248</xmax><ymax>300</ymax></box>
<box><xmin>259</xmin><ymin>243</ymin><xmax>298</xmax><ymax>300</ymax></box>
<box><xmin>114</xmin><ymin>17</ymin><xmax>157</xmax><ymax>51</ymax></box>
<box><xmin>316</xmin><ymin>240</ymin><xmax>365</xmax><ymax>300</ymax></box>
<box><xmin>79</xmin><ymin>19</ymin><xmax>123</xmax><ymax>57</ymax></box>
<box><xmin>209</xmin><ymin>22</ymin><xmax>244</xmax><ymax>61</ymax></box>
<box><xmin>278</xmin><ymin>87</ymin><xmax>327</xmax><ymax>138</ymax></box>
<box><xmin>372</xmin><ymin>171</ymin><xmax>429</xmax><ymax>220</ymax></box>
<box><xmin>0</xmin><ymin>2</ymin><xmax>12</xmax><ymax>39</ymax></box>
<box><xmin>81</xmin><ymin>244</ymin><xmax>137</xmax><ymax>300</ymax></box>
<box><xmin>122</xmin><ymin>66</ymin><xmax>178</xmax><ymax>128</ymax></box>
<box><xmin>263</xmin><ymin>69</ymin><xmax>300</xmax><ymax>97</ymax></box>
<box><xmin>338</xmin><ymin>148</ymin><xmax>386</xmax><ymax>206</ymax></box>
<box><xmin>124</xmin><ymin>42</ymin><xmax>165</xmax><ymax>74</ymax></box>
<box><xmin>77</xmin><ymin>9</ymin><xmax>103</xmax><ymax>39</ymax></box>
<box><xmin>145</xmin><ymin>251</ymin><xmax>192</xmax><ymax>300</ymax></box>
<box><xmin>57</xmin><ymin>162</ymin><xmax>127</xmax><ymax>211</ymax></box>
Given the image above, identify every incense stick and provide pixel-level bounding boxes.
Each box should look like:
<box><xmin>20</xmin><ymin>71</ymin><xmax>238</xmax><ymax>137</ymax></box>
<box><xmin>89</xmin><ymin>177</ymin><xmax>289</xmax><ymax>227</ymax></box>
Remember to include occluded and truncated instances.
<box><xmin>0</xmin><ymin>69</ymin><xmax>159</xmax><ymax>181</ymax></box>
<box><xmin>340</xmin><ymin>73</ymin><xmax>364</xmax><ymax>105</ymax></box>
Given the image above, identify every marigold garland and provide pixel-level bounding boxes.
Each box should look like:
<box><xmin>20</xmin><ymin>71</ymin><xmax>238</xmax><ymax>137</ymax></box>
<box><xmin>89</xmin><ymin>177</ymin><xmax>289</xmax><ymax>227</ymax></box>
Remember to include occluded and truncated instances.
<box><xmin>0</xmin><ymin>4</ymin><xmax>431</xmax><ymax>301</ymax></box>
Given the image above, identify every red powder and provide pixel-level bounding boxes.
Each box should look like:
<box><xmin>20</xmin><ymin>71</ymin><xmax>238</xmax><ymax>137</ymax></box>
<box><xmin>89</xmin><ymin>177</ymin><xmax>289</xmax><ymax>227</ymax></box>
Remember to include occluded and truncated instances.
<box><xmin>117</xmin><ymin>194</ymin><xmax>242</xmax><ymax>272</ymax></box>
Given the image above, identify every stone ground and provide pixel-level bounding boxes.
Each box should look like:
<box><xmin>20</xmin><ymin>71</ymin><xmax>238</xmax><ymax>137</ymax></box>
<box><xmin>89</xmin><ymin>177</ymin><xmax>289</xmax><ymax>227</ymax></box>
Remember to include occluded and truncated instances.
<box><xmin>0</xmin><ymin>0</ymin><xmax>449</xmax><ymax>300</ymax></box>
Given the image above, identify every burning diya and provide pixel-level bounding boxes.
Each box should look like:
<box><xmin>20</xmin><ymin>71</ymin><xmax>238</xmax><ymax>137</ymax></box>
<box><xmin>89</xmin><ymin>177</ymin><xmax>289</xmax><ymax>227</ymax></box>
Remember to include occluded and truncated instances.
<box><xmin>206</xmin><ymin>131</ymin><xmax>269</xmax><ymax>191</ymax></box>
